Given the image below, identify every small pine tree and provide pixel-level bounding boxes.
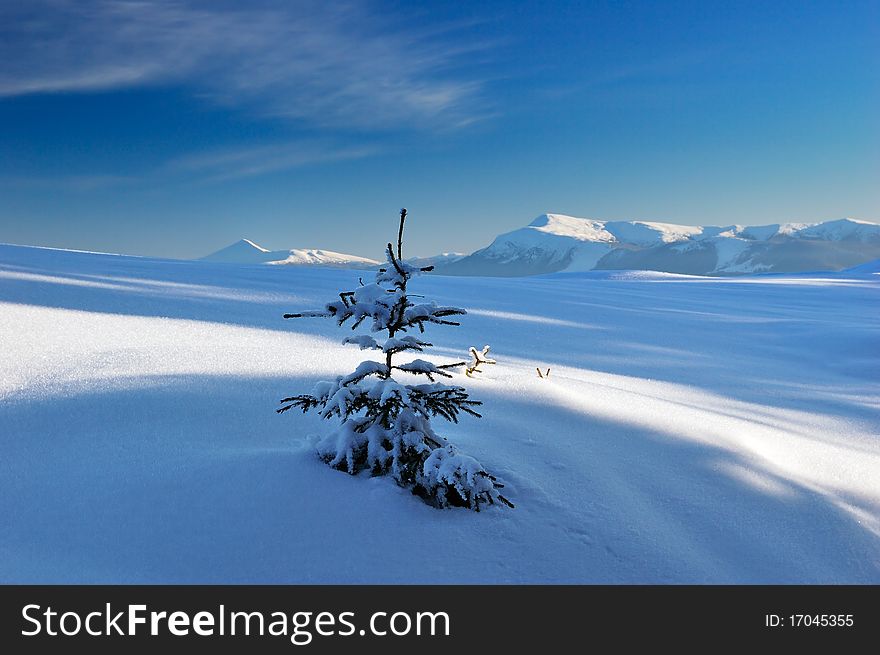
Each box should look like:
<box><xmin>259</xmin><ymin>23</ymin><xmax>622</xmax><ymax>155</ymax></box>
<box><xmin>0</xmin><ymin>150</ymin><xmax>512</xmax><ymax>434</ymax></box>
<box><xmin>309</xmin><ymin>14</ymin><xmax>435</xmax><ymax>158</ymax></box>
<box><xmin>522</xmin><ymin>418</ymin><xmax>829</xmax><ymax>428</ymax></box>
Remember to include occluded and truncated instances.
<box><xmin>278</xmin><ymin>209</ymin><xmax>513</xmax><ymax>510</ymax></box>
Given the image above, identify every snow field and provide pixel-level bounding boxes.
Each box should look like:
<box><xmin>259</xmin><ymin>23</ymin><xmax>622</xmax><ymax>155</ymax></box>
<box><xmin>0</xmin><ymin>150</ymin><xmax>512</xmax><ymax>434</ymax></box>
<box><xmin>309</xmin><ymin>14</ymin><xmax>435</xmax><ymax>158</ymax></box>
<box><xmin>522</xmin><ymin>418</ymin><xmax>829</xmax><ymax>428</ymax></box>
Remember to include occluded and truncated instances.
<box><xmin>1</xmin><ymin>243</ymin><xmax>878</xmax><ymax>582</ymax></box>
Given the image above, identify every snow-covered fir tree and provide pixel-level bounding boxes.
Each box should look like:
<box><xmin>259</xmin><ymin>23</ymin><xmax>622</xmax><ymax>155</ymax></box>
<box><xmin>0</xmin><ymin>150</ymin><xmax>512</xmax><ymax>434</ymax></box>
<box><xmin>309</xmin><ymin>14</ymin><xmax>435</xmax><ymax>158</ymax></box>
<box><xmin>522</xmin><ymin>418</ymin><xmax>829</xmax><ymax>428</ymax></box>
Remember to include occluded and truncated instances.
<box><xmin>279</xmin><ymin>209</ymin><xmax>513</xmax><ymax>510</ymax></box>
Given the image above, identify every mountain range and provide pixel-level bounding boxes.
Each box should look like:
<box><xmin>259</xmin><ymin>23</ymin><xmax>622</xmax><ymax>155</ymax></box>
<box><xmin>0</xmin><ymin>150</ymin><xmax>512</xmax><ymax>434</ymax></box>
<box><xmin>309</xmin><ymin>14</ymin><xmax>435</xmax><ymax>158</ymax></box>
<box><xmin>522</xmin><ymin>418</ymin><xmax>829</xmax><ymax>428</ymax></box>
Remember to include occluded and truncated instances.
<box><xmin>441</xmin><ymin>215</ymin><xmax>880</xmax><ymax>276</ymax></box>
<box><xmin>201</xmin><ymin>215</ymin><xmax>880</xmax><ymax>277</ymax></box>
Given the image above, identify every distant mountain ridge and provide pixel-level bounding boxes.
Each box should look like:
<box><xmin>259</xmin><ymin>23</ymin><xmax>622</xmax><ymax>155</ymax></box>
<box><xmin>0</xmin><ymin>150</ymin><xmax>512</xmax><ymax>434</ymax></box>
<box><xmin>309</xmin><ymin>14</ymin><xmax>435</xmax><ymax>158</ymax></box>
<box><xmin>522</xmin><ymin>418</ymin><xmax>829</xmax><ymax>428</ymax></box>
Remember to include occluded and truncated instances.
<box><xmin>438</xmin><ymin>214</ymin><xmax>880</xmax><ymax>277</ymax></box>
<box><xmin>201</xmin><ymin>238</ymin><xmax>381</xmax><ymax>269</ymax></box>
<box><xmin>200</xmin><ymin>238</ymin><xmax>465</xmax><ymax>270</ymax></box>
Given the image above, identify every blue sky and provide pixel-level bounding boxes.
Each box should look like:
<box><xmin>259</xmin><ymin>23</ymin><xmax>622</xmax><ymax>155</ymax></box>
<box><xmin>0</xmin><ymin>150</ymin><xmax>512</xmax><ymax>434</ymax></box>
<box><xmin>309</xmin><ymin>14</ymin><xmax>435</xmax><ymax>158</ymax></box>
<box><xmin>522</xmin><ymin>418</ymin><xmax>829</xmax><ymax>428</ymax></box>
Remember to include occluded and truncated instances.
<box><xmin>1</xmin><ymin>0</ymin><xmax>877</xmax><ymax>259</ymax></box>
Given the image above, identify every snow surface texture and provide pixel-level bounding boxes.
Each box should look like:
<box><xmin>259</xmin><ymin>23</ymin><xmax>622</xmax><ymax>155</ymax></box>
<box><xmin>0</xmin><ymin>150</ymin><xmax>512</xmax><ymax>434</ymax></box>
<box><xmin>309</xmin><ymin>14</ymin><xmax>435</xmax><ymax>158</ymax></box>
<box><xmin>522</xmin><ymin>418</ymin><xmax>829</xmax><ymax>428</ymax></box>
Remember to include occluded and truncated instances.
<box><xmin>1</xmin><ymin>242</ymin><xmax>879</xmax><ymax>583</ymax></box>
<box><xmin>441</xmin><ymin>214</ymin><xmax>880</xmax><ymax>277</ymax></box>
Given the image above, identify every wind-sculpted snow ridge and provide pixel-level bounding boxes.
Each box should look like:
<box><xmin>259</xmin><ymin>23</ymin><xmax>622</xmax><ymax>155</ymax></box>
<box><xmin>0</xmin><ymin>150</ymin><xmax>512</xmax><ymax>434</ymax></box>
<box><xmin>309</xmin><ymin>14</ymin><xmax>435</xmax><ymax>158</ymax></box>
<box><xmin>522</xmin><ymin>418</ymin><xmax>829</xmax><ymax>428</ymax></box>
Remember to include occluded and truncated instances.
<box><xmin>440</xmin><ymin>214</ymin><xmax>880</xmax><ymax>277</ymax></box>
<box><xmin>1</xmin><ymin>241</ymin><xmax>878</xmax><ymax>583</ymax></box>
<box><xmin>844</xmin><ymin>258</ymin><xmax>880</xmax><ymax>276</ymax></box>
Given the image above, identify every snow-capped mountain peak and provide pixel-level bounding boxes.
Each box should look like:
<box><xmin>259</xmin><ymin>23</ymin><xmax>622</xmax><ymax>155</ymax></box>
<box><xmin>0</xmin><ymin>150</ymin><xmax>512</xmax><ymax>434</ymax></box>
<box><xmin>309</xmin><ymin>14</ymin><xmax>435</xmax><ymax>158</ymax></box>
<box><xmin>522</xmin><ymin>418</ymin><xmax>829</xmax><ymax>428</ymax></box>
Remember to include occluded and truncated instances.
<box><xmin>238</xmin><ymin>238</ymin><xmax>269</xmax><ymax>252</ymax></box>
<box><xmin>200</xmin><ymin>238</ymin><xmax>273</xmax><ymax>264</ymax></box>
<box><xmin>265</xmin><ymin>248</ymin><xmax>381</xmax><ymax>267</ymax></box>
<box><xmin>527</xmin><ymin>214</ymin><xmax>707</xmax><ymax>246</ymax></box>
<box><xmin>528</xmin><ymin>213</ymin><xmax>615</xmax><ymax>242</ymax></box>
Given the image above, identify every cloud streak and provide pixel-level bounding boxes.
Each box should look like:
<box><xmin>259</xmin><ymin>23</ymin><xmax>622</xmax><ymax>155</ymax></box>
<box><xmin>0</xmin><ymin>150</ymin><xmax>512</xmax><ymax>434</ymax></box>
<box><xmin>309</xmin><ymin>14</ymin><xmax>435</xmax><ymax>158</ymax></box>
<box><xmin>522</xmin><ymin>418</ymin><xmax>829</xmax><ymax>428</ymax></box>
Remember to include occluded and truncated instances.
<box><xmin>0</xmin><ymin>174</ymin><xmax>135</xmax><ymax>191</ymax></box>
<box><xmin>0</xmin><ymin>142</ymin><xmax>379</xmax><ymax>189</ymax></box>
<box><xmin>0</xmin><ymin>0</ymin><xmax>494</xmax><ymax>130</ymax></box>
<box><xmin>169</xmin><ymin>142</ymin><xmax>379</xmax><ymax>181</ymax></box>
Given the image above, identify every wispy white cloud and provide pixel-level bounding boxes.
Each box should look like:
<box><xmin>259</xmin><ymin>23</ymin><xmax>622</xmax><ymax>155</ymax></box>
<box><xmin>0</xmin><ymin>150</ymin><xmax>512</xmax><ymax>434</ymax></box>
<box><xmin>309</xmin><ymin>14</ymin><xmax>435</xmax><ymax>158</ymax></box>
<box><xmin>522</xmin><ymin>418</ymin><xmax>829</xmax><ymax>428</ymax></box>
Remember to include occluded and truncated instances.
<box><xmin>169</xmin><ymin>141</ymin><xmax>379</xmax><ymax>181</ymax></box>
<box><xmin>0</xmin><ymin>142</ymin><xmax>378</xmax><ymax>189</ymax></box>
<box><xmin>0</xmin><ymin>174</ymin><xmax>135</xmax><ymax>191</ymax></box>
<box><xmin>530</xmin><ymin>47</ymin><xmax>724</xmax><ymax>103</ymax></box>
<box><xmin>0</xmin><ymin>0</ymin><xmax>495</xmax><ymax>130</ymax></box>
